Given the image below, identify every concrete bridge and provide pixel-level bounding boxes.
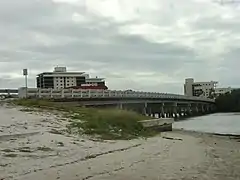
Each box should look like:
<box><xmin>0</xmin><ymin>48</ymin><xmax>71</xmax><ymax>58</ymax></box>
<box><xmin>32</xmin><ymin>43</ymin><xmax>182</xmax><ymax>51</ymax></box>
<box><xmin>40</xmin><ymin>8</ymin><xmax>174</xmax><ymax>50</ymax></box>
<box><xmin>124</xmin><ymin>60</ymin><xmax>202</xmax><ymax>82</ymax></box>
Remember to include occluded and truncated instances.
<box><xmin>54</xmin><ymin>98</ymin><xmax>215</xmax><ymax>118</ymax></box>
<box><xmin>18</xmin><ymin>88</ymin><xmax>216</xmax><ymax>118</ymax></box>
<box><xmin>0</xmin><ymin>89</ymin><xmax>18</xmax><ymax>94</ymax></box>
<box><xmin>0</xmin><ymin>89</ymin><xmax>18</xmax><ymax>98</ymax></box>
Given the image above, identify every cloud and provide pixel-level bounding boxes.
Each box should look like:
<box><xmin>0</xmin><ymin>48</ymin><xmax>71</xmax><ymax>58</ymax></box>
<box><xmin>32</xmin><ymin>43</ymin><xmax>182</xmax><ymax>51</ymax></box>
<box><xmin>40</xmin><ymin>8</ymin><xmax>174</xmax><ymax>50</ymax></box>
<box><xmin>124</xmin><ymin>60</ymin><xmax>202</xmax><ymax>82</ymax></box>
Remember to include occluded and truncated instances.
<box><xmin>0</xmin><ymin>0</ymin><xmax>240</xmax><ymax>93</ymax></box>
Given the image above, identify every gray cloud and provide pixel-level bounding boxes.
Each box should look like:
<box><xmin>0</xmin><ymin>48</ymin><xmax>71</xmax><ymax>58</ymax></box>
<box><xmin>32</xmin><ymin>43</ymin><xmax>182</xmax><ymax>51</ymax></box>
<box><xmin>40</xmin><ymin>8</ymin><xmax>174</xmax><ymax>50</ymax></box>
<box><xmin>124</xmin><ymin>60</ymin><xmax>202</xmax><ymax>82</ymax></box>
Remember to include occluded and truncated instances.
<box><xmin>0</xmin><ymin>0</ymin><xmax>240</xmax><ymax>93</ymax></box>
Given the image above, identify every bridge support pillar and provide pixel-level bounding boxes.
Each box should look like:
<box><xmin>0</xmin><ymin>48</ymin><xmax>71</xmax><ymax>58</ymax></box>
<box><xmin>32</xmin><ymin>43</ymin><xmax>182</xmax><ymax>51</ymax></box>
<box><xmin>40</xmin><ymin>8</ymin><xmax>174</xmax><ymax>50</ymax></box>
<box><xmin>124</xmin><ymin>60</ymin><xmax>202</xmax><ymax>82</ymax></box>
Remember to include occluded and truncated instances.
<box><xmin>158</xmin><ymin>112</ymin><xmax>162</xmax><ymax>118</ymax></box>
<box><xmin>195</xmin><ymin>105</ymin><xmax>199</xmax><ymax>115</ymax></box>
<box><xmin>142</xmin><ymin>102</ymin><xmax>147</xmax><ymax>116</ymax></box>
<box><xmin>169</xmin><ymin>107</ymin><xmax>174</xmax><ymax>118</ymax></box>
<box><xmin>159</xmin><ymin>103</ymin><xmax>165</xmax><ymax>118</ymax></box>
<box><xmin>116</xmin><ymin>103</ymin><xmax>123</xmax><ymax>110</ymax></box>
<box><xmin>201</xmin><ymin>104</ymin><xmax>205</xmax><ymax>114</ymax></box>
<box><xmin>187</xmin><ymin>103</ymin><xmax>192</xmax><ymax>117</ymax></box>
<box><xmin>173</xmin><ymin>103</ymin><xmax>178</xmax><ymax>119</ymax></box>
<box><xmin>165</xmin><ymin>108</ymin><xmax>170</xmax><ymax>118</ymax></box>
<box><xmin>148</xmin><ymin>107</ymin><xmax>152</xmax><ymax>117</ymax></box>
<box><xmin>206</xmin><ymin>105</ymin><xmax>210</xmax><ymax>113</ymax></box>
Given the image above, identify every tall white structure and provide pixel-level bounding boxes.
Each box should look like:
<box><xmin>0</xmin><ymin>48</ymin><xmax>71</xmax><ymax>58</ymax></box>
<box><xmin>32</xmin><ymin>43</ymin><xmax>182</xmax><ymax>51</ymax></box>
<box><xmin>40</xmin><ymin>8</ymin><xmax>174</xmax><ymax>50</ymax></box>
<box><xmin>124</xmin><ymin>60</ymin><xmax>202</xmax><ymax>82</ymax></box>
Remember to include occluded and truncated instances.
<box><xmin>184</xmin><ymin>78</ymin><xmax>194</xmax><ymax>97</ymax></box>
<box><xmin>36</xmin><ymin>67</ymin><xmax>106</xmax><ymax>89</ymax></box>
<box><xmin>184</xmin><ymin>78</ymin><xmax>218</xmax><ymax>98</ymax></box>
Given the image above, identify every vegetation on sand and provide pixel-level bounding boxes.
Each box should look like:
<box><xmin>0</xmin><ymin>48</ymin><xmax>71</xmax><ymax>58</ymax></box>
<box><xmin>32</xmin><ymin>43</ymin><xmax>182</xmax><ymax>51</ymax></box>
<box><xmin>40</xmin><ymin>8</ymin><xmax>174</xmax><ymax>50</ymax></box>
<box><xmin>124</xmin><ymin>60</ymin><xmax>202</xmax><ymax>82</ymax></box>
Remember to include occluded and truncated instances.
<box><xmin>12</xmin><ymin>99</ymin><xmax>158</xmax><ymax>140</ymax></box>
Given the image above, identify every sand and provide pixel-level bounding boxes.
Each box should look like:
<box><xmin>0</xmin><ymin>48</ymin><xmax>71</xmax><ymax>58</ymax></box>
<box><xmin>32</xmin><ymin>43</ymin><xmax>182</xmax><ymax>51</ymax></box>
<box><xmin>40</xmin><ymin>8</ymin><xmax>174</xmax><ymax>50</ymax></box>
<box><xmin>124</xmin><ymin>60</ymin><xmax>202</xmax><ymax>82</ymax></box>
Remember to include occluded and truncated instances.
<box><xmin>0</xmin><ymin>103</ymin><xmax>239</xmax><ymax>180</ymax></box>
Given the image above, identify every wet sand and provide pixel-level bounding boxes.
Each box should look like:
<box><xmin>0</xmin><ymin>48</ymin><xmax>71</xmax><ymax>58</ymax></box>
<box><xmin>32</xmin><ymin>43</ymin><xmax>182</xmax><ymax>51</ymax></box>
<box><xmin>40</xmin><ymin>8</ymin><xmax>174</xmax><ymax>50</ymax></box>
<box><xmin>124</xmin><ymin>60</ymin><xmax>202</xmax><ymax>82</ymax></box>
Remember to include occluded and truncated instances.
<box><xmin>0</xmin><ymin>104</ymin><xmax>240</xmax><ymax>180</ymax></box>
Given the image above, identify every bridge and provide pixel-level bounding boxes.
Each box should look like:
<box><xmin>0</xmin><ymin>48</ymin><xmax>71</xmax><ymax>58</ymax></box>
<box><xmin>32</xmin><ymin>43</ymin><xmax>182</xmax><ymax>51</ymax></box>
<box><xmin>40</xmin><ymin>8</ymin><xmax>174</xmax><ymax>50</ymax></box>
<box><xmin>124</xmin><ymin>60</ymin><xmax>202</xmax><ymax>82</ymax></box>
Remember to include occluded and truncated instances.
<box><xmin>0</xmin><ymin>89</ymin><xmax>18</xmax><ymax>94</ymax></box>
<box><xmin>18</xmin><ymin>88</ymin><xmax>216</xmax><ymax>118</ymax></box>
<box><xmin>0</xmin><ymin>89</ymin><xmax>18</xmax><ymax>98</ymax></box>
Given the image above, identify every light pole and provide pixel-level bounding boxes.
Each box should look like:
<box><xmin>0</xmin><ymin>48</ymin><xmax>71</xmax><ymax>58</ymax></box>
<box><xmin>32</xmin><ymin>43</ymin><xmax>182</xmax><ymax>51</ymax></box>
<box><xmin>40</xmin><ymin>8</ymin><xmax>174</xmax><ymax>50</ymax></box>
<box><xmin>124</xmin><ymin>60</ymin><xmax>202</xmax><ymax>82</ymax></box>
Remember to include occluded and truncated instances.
<box><xmin>23</xmin><ymin>69</ymin><xmax>28</xmax><ymax>98</ymax></box>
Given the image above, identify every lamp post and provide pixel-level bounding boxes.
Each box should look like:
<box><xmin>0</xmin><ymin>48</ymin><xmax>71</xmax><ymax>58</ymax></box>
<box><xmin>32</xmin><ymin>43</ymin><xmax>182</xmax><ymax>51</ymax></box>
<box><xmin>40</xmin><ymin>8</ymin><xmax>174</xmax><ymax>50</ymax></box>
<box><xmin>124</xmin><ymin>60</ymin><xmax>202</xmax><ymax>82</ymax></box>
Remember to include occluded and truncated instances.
<box><xmin>23</xmin><ymin>69</ymin><xmax>28</xmax><ymax>98</ymax></box>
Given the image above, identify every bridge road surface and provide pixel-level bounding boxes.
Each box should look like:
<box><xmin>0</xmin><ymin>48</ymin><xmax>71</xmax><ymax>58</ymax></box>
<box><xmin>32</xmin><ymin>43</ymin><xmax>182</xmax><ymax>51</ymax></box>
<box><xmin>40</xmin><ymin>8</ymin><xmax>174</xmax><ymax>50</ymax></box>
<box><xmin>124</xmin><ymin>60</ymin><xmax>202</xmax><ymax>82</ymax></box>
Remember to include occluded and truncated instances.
<box><xmin>0</xmin><ymin>103</ymin><xmax>239</xmax><ymax>180</ymax></box>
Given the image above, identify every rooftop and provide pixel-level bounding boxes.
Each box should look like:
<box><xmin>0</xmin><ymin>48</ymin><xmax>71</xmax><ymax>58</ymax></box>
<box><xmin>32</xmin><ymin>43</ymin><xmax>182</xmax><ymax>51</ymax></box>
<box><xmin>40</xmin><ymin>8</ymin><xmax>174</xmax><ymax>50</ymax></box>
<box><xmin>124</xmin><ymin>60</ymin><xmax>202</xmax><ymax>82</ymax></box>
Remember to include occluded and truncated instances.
<box><xmin>37</xmin><ymin>72</ymin><xmax>85</xmax><ymax>76</ymax></box>
<box><xmin>37</xmin><ymin>66</ymin><xmax>86</xmax><ymax>76</ymax></box>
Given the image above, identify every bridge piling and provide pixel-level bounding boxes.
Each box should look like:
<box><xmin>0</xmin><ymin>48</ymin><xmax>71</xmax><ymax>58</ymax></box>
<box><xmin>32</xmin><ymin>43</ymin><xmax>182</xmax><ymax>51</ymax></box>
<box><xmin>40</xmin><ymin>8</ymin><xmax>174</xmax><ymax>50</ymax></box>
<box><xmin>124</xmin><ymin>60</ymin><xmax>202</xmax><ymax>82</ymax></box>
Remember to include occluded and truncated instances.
<box><xmin>17</xmin><ymin>88</ymin><xmax>216</xmax><ymax>118</ymax></box>
<box><xmin>161</xmin><ymin>103</ymin><xmax>165</xmax><ymax>118</ymax></box>
<box><xmin>142</xmin><ymin>102</ymin><xmax>148</xmax><ymax>116</ymax></box>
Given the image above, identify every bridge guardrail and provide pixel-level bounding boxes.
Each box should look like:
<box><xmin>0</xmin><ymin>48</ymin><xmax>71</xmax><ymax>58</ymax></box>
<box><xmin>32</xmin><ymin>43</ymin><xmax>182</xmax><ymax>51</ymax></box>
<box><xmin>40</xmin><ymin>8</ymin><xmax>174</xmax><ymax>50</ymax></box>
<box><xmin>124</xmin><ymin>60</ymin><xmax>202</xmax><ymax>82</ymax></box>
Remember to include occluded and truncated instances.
<box><xmin>18</xmin><ymin>88</ymin><xmax>215</xmax><ymax>103</ymax></box>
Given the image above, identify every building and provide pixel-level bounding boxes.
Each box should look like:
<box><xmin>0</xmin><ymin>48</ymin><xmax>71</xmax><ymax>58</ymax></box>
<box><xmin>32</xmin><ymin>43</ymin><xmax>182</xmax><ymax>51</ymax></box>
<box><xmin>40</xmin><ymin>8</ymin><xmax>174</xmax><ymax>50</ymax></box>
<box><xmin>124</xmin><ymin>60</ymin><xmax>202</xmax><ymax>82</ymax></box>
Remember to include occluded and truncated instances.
<box><xmin>214</xmin><ymin>87</ymin><xmax>233</xmax><ymax>97</ymax></box>
<box><xmin>36</xmin><ymin>67</ymin><xmax>107</xmax><ymax>89</ymax></box>
<box><xmin>184</xmin><ymin>78</ymin><xmax>218</xmax><ymax>98</ymax></box>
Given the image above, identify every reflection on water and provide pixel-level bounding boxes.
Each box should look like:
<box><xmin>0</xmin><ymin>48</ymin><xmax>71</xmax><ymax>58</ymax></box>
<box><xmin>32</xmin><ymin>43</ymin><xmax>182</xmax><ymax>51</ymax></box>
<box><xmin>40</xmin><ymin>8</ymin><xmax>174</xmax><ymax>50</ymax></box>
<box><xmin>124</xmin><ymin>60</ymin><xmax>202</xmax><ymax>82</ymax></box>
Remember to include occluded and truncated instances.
<box><xmin>173</xmin><ymin>113</ymin><xmax>240</xmax><ymax>135</ymax></box>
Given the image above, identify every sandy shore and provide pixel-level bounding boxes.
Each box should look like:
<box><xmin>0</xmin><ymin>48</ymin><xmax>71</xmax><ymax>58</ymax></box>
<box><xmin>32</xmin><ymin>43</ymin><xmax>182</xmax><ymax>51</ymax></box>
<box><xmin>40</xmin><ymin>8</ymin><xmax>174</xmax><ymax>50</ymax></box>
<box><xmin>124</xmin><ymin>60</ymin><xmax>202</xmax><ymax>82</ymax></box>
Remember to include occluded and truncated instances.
<box><xmin>0</xmin><ymin>104</ymin><xmax>239</xmax><ymax>180</ymax></box>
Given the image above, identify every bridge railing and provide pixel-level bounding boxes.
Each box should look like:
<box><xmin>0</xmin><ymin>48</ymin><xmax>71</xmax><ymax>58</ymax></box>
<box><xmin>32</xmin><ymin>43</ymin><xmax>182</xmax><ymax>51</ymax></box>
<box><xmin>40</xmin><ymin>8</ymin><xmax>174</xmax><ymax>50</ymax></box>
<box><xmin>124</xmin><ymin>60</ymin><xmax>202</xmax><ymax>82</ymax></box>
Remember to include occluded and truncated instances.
<box><xmin>18</xmin><ymin>88</ymin><xmax>215</xmax><ymax>103</ymax></box>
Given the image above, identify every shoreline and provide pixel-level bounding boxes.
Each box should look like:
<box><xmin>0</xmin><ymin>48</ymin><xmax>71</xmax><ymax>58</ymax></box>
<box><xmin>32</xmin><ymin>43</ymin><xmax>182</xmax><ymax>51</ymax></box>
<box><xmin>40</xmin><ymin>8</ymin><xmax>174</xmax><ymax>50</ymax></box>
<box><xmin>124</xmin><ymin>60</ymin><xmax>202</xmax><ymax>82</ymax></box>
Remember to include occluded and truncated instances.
<box><xmin>0</xmin><ymin>105</ymin><xmax>240</xmax><ymax>180</ymax></box>
<box><xmin>173</xmin><ymin>128</ymin><xmax>240</xmax><ymax>138</ymax></box>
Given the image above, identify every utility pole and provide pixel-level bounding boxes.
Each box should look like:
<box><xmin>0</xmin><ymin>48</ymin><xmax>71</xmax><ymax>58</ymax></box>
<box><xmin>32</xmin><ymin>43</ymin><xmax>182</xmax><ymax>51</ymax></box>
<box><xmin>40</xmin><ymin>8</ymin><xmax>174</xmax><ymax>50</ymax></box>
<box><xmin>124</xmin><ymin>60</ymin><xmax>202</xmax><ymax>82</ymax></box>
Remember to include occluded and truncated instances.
<box><xmin>23</xmin><ymin>69</ymin><xmax>28</xmax><ymax>98</ymax></box>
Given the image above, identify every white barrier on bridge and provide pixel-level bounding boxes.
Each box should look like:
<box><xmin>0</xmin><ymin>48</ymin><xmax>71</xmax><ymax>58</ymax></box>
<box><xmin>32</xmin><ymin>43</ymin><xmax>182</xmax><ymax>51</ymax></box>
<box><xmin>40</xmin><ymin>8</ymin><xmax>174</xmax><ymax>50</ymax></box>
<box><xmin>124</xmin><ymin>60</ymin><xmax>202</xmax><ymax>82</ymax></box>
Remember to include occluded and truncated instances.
<box><xmin>18</xmin><ymin>88</ymin><xmax>214</xmax><ymax>103</ymax></box>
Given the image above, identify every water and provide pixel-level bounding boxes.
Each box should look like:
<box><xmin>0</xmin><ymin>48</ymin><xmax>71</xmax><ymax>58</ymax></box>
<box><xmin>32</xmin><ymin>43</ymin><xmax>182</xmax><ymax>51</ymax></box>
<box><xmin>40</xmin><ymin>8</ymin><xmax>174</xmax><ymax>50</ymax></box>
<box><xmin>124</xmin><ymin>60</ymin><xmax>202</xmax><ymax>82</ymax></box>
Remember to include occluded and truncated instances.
<box><xmin>173</xmin><ymin>113</ymin><xmax>240</xmax><ymax>135</ymax></box>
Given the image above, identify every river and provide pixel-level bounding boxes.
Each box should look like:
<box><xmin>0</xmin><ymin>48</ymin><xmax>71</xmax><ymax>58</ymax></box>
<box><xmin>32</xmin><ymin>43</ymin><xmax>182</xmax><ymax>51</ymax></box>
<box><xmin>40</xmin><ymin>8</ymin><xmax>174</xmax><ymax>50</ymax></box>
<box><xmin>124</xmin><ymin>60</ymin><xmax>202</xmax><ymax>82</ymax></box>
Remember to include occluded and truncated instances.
<box><xmin>173</xmin><ymin>113</ymin><xmax>240</xmax><ymax>135</ymax></box>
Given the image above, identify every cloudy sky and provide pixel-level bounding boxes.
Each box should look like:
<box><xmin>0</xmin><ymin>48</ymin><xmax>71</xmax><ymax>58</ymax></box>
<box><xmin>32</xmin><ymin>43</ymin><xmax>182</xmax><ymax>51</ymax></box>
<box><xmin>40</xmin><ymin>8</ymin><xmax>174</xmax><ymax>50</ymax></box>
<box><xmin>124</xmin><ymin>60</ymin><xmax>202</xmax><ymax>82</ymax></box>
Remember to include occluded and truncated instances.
<box><xmin>0</xmin><ymin>0</ymin><xmax>240</xmax><ymax>93</ymax></box>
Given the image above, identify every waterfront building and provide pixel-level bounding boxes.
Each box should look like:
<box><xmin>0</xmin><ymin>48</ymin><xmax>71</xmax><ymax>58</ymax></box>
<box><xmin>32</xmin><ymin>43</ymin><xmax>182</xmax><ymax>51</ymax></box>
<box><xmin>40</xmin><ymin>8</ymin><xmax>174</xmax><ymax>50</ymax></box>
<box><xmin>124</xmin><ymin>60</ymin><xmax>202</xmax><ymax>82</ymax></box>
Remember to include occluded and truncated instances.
<box><xmin>184</xmin><ymin>78</ymin><xmax>218</xmax><ymax>98</ymax></box>
<box><xmin>36</xmin><ymin>67</ymin><xmax>107</xmax><ymax>89</ymax></box>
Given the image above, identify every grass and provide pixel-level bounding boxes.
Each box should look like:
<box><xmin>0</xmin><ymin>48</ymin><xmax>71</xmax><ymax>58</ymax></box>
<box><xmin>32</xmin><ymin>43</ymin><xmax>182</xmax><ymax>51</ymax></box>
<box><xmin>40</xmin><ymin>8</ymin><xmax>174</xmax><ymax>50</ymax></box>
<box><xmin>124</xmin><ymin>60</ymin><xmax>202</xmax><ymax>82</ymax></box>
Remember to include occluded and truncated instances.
<box><xmin>67</xmin><ymin>108</ymin><xmax>157</xmax><ymax>140</ymax></box>
<box><xmin>12</xmin><ymin>99</ymin><xmax>158</xmax><ymax>140</ymax></box>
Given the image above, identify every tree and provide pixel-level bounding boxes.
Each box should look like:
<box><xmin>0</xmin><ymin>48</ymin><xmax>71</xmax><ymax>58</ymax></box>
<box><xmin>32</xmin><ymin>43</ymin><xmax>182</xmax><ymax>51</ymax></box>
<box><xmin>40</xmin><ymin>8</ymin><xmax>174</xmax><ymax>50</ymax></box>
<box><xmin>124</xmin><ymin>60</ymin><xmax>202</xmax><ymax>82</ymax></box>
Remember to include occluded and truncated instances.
<box><xmin>215</xmin><ymin>89</ymin><xmax>240</xmax><ymax>112</ymax></box>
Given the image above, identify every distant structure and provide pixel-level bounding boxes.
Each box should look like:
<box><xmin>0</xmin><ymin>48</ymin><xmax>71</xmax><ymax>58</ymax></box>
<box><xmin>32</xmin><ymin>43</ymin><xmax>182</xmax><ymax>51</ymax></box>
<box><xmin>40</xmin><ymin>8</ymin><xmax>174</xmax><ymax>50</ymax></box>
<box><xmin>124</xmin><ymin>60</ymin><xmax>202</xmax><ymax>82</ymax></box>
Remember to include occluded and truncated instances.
<box><xmin>184</xmin><ymin>78</ymin><xmax>237</xmax><ymax>98</ymax></box>
<box><xmin>184</xmin><ymin>78</ymin><xmax>218</xmax><ymax>98</ymax></box>
<box><xmin>214</xmin><ymin>87</ymin><xmax>233</xmax><ymax>97</ymax></box>
<box><xmin>36</xmin><ymin>67</ymin><xmax>107</xmax><ymax>90</ymax></box>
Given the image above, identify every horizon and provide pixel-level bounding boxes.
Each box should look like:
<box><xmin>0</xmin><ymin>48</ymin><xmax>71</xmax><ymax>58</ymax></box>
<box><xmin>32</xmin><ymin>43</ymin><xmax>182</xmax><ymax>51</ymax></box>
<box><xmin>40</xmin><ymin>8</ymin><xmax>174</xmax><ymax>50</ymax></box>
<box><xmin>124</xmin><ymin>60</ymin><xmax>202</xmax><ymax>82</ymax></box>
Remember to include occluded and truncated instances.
<box><xmin>0</xmin><ymin>0</ymin><xmax>240</xmax><ymax>93</ymax></box>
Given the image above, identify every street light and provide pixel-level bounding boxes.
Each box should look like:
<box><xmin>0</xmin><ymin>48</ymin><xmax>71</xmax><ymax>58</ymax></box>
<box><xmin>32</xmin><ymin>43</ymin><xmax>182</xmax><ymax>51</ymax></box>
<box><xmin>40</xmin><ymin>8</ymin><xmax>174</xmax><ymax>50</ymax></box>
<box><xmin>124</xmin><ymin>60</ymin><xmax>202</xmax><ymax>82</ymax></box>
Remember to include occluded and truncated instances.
<box><xmin>23</xmin><ymin>69</ymin><xmax>28</xmax><ymax>98</ymax></box>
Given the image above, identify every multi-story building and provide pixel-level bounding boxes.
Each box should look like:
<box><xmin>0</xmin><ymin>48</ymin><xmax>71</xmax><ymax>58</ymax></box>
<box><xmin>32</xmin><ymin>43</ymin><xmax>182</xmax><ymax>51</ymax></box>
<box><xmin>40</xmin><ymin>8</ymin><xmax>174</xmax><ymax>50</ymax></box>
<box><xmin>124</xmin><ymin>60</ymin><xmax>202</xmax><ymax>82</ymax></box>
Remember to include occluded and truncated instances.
<box><xmin>184</xmin><ymin>78</ymin><xmax>218</xmax><ymax>98</ymax></box>
<box><xmin>214</xmin><ymin>87</ymin><xmax>233</xmax><ymax>97</ymax></box>
<box><xmin>36</xmin><ymin>67</ymin><xmax>107</xmax><ymax>89</ymax></box>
